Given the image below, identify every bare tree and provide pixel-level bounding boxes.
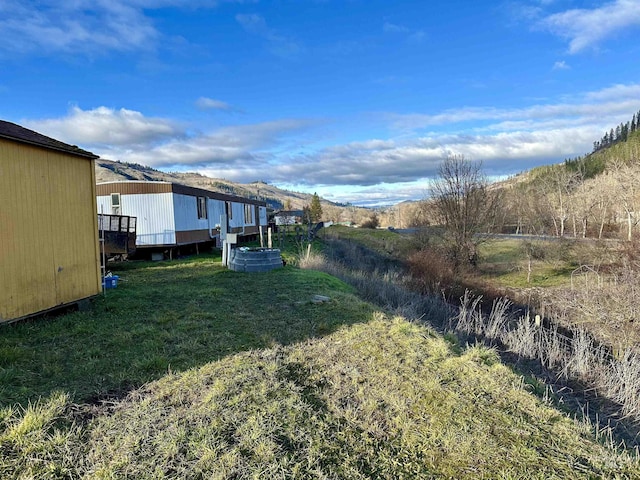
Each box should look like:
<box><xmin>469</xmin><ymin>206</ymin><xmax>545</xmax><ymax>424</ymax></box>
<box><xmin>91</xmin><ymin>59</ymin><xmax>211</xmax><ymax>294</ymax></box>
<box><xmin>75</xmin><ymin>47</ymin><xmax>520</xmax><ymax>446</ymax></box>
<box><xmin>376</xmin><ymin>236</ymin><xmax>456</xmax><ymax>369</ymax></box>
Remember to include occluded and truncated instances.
<box><xmin>587</xmin><ymin>174</ymin><xmax>615</xmax><ymax>239</ymax></box>
<box><xmin>431</xmin><ymin>155</ymin><xmax>498</xmax><ymax>267</ymax></box>
<box><xmin>536</xmin><ymin>166</ymin><xmax>581</xmax><ymax>237</ymax></box>
<box><xmin>609</xmin><ymin>159</ymin><xmax>640</xmax><ymax>241</ymax></box>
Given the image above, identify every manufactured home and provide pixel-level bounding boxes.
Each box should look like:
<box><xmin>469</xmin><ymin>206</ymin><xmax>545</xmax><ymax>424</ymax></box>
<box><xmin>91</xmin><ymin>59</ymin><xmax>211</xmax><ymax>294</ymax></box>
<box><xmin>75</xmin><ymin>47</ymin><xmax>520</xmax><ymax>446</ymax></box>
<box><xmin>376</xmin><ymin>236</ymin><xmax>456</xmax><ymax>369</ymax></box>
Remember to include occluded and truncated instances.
<box><xmin>96</xmin><ymin>181</ymin><xmax>267</xmax><ymax>249</ymax></box>
<box><xmin>0</xmin><ymin>120</ymin><xmax>102</xmax><ymax>323</ymax></box>
<box><xmin>274</xmin><ymin>210</ymin><xmax>305</xmax><ymax>226</ymax></box>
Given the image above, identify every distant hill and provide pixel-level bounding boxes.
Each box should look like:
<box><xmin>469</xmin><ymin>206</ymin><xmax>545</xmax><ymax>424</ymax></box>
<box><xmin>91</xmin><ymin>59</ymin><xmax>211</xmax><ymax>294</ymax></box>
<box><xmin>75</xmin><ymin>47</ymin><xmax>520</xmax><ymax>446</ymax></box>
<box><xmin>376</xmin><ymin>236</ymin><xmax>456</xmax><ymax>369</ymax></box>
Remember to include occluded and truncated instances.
<box><xmin>96</xmin><ymin>159</ymin><xmax>330</xmax><ymax>211</ymax></box>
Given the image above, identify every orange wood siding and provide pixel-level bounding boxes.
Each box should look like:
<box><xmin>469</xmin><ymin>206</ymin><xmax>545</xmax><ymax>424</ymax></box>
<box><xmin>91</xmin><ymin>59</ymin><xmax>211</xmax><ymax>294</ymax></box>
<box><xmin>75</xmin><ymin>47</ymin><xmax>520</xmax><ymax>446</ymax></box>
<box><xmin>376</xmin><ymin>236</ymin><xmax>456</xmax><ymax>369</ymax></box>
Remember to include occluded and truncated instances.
<box><xmin>0</xmin><ymin>139</ymin><xmax>101</xmax><ymax>322</ymax></box>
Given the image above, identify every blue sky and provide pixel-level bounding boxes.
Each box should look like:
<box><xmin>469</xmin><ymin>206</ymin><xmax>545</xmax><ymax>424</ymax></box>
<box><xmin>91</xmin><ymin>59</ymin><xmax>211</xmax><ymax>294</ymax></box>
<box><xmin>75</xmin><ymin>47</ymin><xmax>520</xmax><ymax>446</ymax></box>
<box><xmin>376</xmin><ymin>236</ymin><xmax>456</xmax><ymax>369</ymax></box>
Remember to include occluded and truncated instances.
<box><xmin>1</xmin><ymin>0</ymin><xmax>640</xmax><ymax>206</ymax></box>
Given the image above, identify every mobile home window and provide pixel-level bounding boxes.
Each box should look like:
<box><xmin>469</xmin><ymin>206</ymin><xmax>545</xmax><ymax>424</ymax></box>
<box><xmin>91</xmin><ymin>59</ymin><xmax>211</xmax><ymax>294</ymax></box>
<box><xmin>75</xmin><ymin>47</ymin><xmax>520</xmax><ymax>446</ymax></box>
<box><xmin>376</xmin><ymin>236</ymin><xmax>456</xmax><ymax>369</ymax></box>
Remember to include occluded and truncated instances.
<box><xmin>111</xmin><ymin>193</ymin><xmax>121</xmax><ymax>214</ymax></box>
<box><xmin>244</xmin><ymin>204</ymin><xmax>253</xmax><ymax>224</ymax></box>
<box><xmin>197</xmin><ymin>196</ymin><xmax>208</xmax><ymax>219</ymax></box>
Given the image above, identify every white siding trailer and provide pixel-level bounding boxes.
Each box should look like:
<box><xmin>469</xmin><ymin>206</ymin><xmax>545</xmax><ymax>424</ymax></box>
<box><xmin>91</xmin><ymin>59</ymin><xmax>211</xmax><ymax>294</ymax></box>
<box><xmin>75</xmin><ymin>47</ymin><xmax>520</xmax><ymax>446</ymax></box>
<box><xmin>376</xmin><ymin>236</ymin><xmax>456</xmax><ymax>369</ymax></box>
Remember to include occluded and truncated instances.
<box><xmin>96</xmin><ymin>181</ymin><xmax>267</xmax><ymax>249</ymax></box>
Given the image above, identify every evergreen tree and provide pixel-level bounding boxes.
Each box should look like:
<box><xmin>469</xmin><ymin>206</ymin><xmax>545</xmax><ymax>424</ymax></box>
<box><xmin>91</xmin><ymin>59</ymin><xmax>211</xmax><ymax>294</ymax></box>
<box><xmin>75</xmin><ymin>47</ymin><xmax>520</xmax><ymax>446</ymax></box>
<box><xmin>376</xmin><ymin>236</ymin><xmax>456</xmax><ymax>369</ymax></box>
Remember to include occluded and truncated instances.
<box><xmin>301</xmin><ymin>205</ymin><xmax>311</xmax><ymax>224</ymax></box>
<box><xmin>309</xmin><ymin>192</ymin><xmax>323</xmax><ymax>222</ymax></box>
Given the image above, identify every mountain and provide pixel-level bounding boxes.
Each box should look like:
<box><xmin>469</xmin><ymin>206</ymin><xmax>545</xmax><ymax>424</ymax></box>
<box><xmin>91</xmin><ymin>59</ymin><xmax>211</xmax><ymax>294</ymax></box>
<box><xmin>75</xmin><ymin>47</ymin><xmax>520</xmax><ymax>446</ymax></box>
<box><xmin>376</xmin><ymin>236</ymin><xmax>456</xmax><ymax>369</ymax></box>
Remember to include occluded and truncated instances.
<box><xmin>95</xmin><ymin>159</ymin><xmax>326</xmax><ymax>211</ymax></box>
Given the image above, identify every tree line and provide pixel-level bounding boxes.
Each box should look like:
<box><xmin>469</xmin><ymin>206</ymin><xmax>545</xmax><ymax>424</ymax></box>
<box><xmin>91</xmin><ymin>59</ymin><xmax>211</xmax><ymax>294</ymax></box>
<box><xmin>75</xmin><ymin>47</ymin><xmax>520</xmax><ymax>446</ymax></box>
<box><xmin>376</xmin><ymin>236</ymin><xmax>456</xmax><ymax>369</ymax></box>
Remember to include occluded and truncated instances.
<box><xmin>592</xmin><ymin>109</ymin><xmax>640</xmax><ymax>152</ymax></box>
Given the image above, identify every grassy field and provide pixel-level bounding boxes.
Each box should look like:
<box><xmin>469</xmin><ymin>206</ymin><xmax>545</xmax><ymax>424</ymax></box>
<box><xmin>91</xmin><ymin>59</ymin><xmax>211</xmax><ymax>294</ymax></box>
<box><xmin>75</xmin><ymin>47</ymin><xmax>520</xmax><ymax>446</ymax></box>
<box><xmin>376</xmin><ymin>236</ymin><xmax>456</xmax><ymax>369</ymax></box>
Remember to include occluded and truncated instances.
<box><xmin>320</xmin><ymin>227</ymin><xmax>573</xmax><ymax>287</ymax></box>
<box><xmin>1</xmin><ymin>250</ymin><xmax>639</xmax><ymax>478</ymax></box>
<box><xmin>320</xmin><ymin>225</ymin><xmax>412</xmax><ymax>258</ymax></box>
<box><xmin>476</xmin><ymin>238</ymin><xmax>581</xmax><ymax>288</ymax></box>
<box><xmin>0</xmin><ymin>251</ymin><xmax>366</xmax><ymax>407</ymax></box>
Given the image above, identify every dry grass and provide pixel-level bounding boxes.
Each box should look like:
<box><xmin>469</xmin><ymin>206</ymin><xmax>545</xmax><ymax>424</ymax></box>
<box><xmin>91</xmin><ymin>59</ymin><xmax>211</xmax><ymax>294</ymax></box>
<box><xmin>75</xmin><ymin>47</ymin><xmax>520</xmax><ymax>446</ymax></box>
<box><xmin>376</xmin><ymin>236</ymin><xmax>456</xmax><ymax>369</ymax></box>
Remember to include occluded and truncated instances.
<box><xmin>300</xmin><ymin>242</ymin><xmax>451</xmax><ymax>324</ymax></box>
<box><xmin>4</xmin><ymin>315</ymin><xmax>638</xmax><ymax>479</ymax></box>
<box><xmin>451</xmin><ymin>290</ymin><xmax>640</xmax><ymax>426</ymax></box>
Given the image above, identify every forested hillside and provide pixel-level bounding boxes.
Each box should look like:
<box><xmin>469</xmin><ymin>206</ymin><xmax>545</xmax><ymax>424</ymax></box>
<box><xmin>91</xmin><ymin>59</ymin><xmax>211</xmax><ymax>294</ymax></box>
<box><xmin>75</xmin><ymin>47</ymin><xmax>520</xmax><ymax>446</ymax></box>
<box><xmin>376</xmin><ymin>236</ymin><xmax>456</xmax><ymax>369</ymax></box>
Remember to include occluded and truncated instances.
<box><xmin>499</xmin><ymin>122</ymin><xmax>640</xmax><ymax>239</ymax></box>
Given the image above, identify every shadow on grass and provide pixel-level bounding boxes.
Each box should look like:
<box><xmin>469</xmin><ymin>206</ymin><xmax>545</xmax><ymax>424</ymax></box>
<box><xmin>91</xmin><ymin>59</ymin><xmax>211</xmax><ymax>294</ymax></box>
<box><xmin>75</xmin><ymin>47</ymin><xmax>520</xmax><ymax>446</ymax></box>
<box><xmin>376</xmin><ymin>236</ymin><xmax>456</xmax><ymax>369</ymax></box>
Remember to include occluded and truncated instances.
<box><xmin>0</xmin><ymin>253</ymin><xmax>375</xmax><ymax>408</ymax></box>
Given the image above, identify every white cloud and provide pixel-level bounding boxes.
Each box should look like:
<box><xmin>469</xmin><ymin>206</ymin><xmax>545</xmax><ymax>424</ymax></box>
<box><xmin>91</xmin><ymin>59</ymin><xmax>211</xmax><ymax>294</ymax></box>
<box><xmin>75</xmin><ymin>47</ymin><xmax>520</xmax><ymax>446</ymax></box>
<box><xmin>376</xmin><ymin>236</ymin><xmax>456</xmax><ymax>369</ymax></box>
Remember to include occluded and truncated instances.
<box><xmin>232</xmin><ymin>83</ymin><xmax>640</xmax><ymax>189</ymax></box>
<box><xmin>552</xmin><ymin>60</ymin><xmax>569</xmax><ymax>70</ymax></box>
<box><xmin>259</xmin><ymin>128</ymin><xmax>592</xmax><ymax>187</ymax></box>
<box><xmin>584</xmin><ymin>83</ymin><xmax>640</xmax><ymax>102</ymax></box>
<box><xmin>539</xmin><ymin>0</ymin><xmax>640</xmax><ymax>53</ymax></box>
<box><xmin>26</xmin><ymin>106</ymin><xmax>314</xmax><ymax>177</ymax></box>
<box><xmin>27</xmin><ymin>106</ymin><xmax>181</xmax><ymax>146</ymax></box>
<box><xmin>311</xmin><ymin>182</ymin><xmax>429</xmax><ymax>207</ymax></box>
<box><xmin>181</xmin><ymin>122</ymin><xmax>601</xmax><ymax>190</ymax></box>
<box><xmin>103</xmin><ymin>117</ymin><xmax>313</xmax><ymax>169</ymax></box>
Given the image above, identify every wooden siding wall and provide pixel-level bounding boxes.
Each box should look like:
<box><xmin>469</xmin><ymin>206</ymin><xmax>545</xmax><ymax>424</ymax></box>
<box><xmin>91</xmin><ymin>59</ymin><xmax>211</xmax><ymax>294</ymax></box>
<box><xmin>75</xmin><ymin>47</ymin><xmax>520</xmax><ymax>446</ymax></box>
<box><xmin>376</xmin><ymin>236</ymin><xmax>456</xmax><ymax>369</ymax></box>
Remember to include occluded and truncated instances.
<box><xmin>0</xmin><ymin>140</ymin><xmax>101</xmax><ymax>322</ymax></box>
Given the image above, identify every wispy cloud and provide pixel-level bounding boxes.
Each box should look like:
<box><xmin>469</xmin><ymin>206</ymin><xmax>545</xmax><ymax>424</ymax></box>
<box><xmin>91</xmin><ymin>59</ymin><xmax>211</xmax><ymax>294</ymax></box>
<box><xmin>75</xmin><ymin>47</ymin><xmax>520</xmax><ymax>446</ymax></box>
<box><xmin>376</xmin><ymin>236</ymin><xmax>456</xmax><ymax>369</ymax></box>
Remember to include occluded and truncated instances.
<box><xmin>0</xmin><ymin>0</ymin><xmax>248</xmax><ymax>56</ymax></box>
<box><xmin>539</xmin><ymin>0</ymin><xmax>640</xmax><ymax>53</ymax></box>
<box><xmin>383</xmin><ymin>22</ymin><xmax>410</xmax><ymax>34</ymax></box>
<box><xmin>236</xmin><ymin>14</ymin><xmax>302</xmax><ymax>58</ymax></box>
<box><xmin>382</xmin><ymin>21</ymin><xmax>425</xmax><ymax>42</ymax></box>
<box><xmin>584</xmin><ymin>83</ymin><xmax>640</xmax><ymax>101</ymax></box>
<box><xmin>0</xmin><ymin>1</ymin><xmax>158</xmax><ymax>55</ymax></box>
<box><xmin>195</xmin><ymin>97</ymin><xmax>241</xmax><ymax>113</ymax></box>
<box><xmin>386</xmin><ymin>83</ymin><xmax>640</xmax><ymax>131</ymax></box>
<box><xmin>552</xmin><ymin>60</ymin><xmax>569</xmax><ymax>70</ymax></box>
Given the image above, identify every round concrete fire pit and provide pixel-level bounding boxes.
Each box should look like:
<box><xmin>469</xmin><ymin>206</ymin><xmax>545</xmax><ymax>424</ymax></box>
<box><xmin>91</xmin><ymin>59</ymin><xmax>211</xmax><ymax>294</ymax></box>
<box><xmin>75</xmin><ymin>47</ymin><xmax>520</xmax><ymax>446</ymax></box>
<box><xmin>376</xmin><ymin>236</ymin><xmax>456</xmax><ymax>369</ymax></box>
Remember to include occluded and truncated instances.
<box><xmin>228</xmin><ymin>248</ymin><xmax>283</xmax><ymax>272</ymax></box>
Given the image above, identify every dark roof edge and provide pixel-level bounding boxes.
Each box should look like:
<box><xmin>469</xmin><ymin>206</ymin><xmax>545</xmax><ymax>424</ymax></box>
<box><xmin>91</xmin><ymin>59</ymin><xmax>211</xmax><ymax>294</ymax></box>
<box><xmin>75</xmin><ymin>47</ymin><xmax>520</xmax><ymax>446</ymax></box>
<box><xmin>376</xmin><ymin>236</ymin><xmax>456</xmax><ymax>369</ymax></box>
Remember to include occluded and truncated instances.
<box><xmin>0</xmin><ymin>120</ymin><xmax>98</xmax><ymax>159</ymax></box>
<box><xmin>97</xmin><ymin>181</ymin><xmax>267</xmax><ymax>207</ymax></box>
<box><xmin>171</xmin><ymin>183</ymin><xmax>266</xmax><ymax>206</ymax></box>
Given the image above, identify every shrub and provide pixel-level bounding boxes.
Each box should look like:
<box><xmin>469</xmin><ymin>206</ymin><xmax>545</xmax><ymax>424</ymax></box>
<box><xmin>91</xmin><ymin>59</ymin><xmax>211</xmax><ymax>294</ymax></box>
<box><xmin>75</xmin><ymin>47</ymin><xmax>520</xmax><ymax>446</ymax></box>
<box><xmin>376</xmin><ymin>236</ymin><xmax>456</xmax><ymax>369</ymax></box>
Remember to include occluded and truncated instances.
<box><xmin>360</xmin><ymin>213</ymin><xmax>380</xmax><ymax>229</ymax></box>
<box><xmin>406</xmin><ymin>247</ymin><xmax>456</xmax><ymax>295</ymax></box>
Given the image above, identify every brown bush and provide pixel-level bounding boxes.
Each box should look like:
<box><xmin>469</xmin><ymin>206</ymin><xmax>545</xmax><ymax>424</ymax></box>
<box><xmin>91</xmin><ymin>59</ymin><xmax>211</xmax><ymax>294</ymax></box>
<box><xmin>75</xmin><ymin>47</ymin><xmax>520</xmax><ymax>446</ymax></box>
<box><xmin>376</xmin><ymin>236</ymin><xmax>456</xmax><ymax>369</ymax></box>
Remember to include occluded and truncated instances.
<box><xmin>360</xmin><ymin>213</ymin><xmax>380</xmax><ymax>229</ymax></box>
<box><xmin>406</xmin><ymin>247</ymin><xmax>456</xmax><ymax>296</ymax></box>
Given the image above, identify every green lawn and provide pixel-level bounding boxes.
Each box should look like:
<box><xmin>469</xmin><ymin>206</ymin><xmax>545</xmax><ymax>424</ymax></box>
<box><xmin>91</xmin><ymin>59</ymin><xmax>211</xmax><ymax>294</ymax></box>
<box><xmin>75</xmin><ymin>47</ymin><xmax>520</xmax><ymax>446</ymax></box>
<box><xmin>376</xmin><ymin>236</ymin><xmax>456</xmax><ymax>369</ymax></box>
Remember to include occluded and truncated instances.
<box><xmin>1</xmin><ymin>251</ymin><xmax>638</xmax><ymax>478</ymax></box>
<box><xmin>0</xmin><ymin>252</ymin><xmax>370</xmax><ymax>407</ymax></box>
